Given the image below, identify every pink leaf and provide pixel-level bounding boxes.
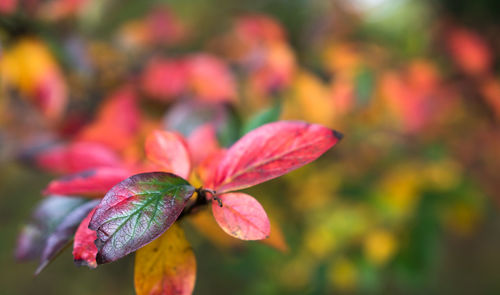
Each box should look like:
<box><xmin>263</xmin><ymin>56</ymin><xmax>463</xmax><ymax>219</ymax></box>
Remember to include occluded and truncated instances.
<box><xmin>73</xmin><ymin>208</ymin><xmax>98</xmax><ymax>268</ymax></box>
<box><xmin>212</xmin><ymin>121</ymin><xmax>342</xmax><ymax>193</ymax></box>
<box><xmin>43</xmin><ymin>167</ymin><xmax>130</xmax><ymax>197</ymax></box>
<box><xmin>145</xmin><ymin>130</ymin><xmax>191</xmax><ymax>179</ymax></box>
<box><xmin>212</xmin><ymin>192</ymin><xmax>270</xmax><ymax>240</ymax></box>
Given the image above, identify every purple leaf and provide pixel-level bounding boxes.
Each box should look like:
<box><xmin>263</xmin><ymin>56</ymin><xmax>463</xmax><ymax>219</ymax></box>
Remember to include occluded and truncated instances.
<box><xmin>16</xmin><ymin>196</ymin><xmax>88</xmax><ymax>261</ymax></box>
<box><xmin>35</xmin><ymin>199</ymin><xmax>100</xmax><ymax>275</ymax></box>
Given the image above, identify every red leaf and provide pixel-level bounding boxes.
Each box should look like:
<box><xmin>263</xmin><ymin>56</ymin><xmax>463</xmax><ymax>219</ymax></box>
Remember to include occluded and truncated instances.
<box><xmin>141</xmin><ymin>58</ymin><xmax>187</xmax><ymax>100</ymax></box>
<box><xmin>36</xmin><ymin>142</ymin><xmax>121</xmax><ymax>174</ymax></box>
<box><xmin>78</xmin><ymin>86</ymin><xmax>141</xmax><ymax>151</ymax></box>
<box><xmin>145</xmin><ymin>130</ymin><xmax>191</xmax><ymax>179</ymax></box>
<box><xmin>73</xmin><ymin>208</ymin><xmax>98</xmax><ymax>268</ymax></box>
<box><xmin>212</xmin><ymin>192</ymin><xmax>270</xmax><ymax>240</ymax></box>
<box><xmin>185</xmin><ymin>54</ymin><xmax>236</xmax><ymax>102</ymax></box>
<box><xmin>43</xmin><ymin>167</ymin><xmax>130</xmax><ymax>197</ymax></box>
<box><xmin>187</xmin><ymin>124</ymin><xmax>220</xmax><ymax>166</ymax></box>
<box><xmin>446</xmin><ymin>26</ymin><xmax>492</xmax><ymax>77</ymax></box>
<box><xmin>212</xmin><ymin>121</ymin><xmax>342</xmax><ymax>193</ymax></box>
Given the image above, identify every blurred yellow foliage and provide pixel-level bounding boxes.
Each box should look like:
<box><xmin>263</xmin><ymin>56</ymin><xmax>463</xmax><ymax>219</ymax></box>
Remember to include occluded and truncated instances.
<box><xmin>305</xmin><ymin>225</ymin><xmax>337</xmax><ymax>259</ymax></box>
<box><xmin>377</xmin><ymin>165</ymin><xmax>421</xmax><ymax>220</ymax></box>
<box><xmin>329</xmin><ymin>257</ymin><xmax>358</xmax><ymax>291</ymax></box>
<box><xmin>279</xmin><ymin>254</ymin><xmax>314</xmax><ymax>289</ymax></box>
<box><xmin>363</xmin><ymin>229</ymin><xmax>397</xmax><ymax>265</ymax></box>
<box><xmin>1</xmin><ymin>38</ymin><xmax>67</xmax><ymax>120</ymax></box>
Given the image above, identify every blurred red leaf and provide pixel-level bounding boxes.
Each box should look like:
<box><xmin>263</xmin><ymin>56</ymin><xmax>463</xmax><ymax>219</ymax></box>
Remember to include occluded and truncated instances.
<box><xmin>446</xmin><ymin>26</ymin><xmax>492</xmax><ymax>77</ymax></box>
<box><xmin>235</xmin><ymin>14</ymin><xmax>286</xmax><ymax>45</ymax></box>
<box><xmin>187</xmin><ymin>124</ymin><xmax>220</xmax><ymax>166</ymax></box>
<box><xmin>78</xmin><ymin>86</ymin><xmax>141</xmax><ymax>151</ymax></box>
<box><xmin>146</xmin><ymin>6</ymin><xmax>187</xmax><ymax>45</ymax></box>
<box><xmin>212</xmin><ymin>192</ymin><xmax>270</xmax><ymax>240</ymax></box>
<box><xmin>212</xmin><ymin>121</ymin><xmax>342</xmax><ymax>193</ymax></box>
<box><xmin>185</xmin><ymin>54</ymin><xmax>236</xmax><ymax>102</ymax></box>
<box><xmin>145</xmin><ymin>130</ymin><xmax>191</xmax><ymax>179</ymax></box>
<box><xmin>72</xmin><ymin>208</ymin><xmax>98</xmax><ymax>268</ymax></box>
<box><xmin>43</xmin><ymin>167</ymin><xmax>130</xmax><ymax>197</ymax></box>
<box><xmin>36</xmin><ymin>142</ymin><xmax>121</xmax><ymax>174</ymax></box>
<box><xmin>0</xmin><ymin>0</ymin><xmax>16</xmax><ymax>14</ymax></box>
<box><xmin>141</xmin><ymin>58</ymin><xmax>187</xmax><ymax>100</ymax></box>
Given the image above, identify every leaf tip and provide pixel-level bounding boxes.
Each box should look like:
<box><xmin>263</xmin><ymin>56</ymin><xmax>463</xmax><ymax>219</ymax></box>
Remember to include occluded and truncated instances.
<box><xmin>332</xmin><ymin>129</ymin><xmax>344</xmax><ymax>141</ymax></box>
<box><xmin>74</xmin><ymin>259</ymin><xmax>98</xmax><ymax>269</ymax></box>
<box><xmin>34</xmin><ymin>261</ymin><xmax>49</xmax><ymax>276</ymax></box>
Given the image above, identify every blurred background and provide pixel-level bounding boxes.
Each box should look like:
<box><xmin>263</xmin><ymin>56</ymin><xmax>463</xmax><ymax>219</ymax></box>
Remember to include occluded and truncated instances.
<box><xmin>2</xmin><ymin>0</ymin><xmax>500</xmax><ymax>294</ymax></box>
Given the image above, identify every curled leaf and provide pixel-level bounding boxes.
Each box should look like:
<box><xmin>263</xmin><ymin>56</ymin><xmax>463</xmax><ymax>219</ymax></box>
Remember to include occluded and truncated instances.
<box><xmin>89</xmin><ymin>172</ymin><xmax>195</xmax><ymax>264</ymax></box>
<box><xmin>212</xmin><ymin>192</ymin><xmax>270</xmax><ymax>240</ymax></box>
<box><xmin>135</xmin><ymin>223</ymin><xmax>196</xmax><ymax>295</ymax></box>
<box><xmin>145</xmin><ymin>130</ymin><xmax>191</xmax><ymax>179</ymax></box>
<box><xmin>43</xmin><ymin>167</ymin><xmax>130</xmax><ymax>197</ymax></box>
<box><xmin>212</xmin><ymin>121</ymin><xmax>342</xmax><ymax>193</ymax></box>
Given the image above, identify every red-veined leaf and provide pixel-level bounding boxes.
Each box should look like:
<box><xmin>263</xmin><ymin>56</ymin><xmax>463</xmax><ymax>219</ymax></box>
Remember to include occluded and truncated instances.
<box><xmin>145</xmin><ymin>130</ymin><xmax>191</xmax><ymax>179</ymax></box>
<box><xmin>35</xmin><ymin>199</ymin><xmax>100</xmax><ymax>275</ymax></box>
<box><xmin>212</xmin><ymin>192</ymin><xmax>270</xmax><ymax>240</ymax></box>
<box><xmin>43</xmin><ymin>167</ymin><xmax>130</xmax><ymax>197</ymax></box>
<box><xmin>89</xmin><ymin>172</ymin><xmax>195</xmax><ymax>264</ymax></box>
<box><xmin>36</xmin><ymin>142</ymin><xmax>121</xmax><ymax>174</ymax></box>
<box><xmin>73</xmin><ymin>208</ymin><xmax>98</xmax><ymax>268</ymax></box>
<box><xmin>212</xmin><ymin>121</ymin><xmax>342</xmax><ymax>193</ymax></box>
<box><xmin>134</xmin><ymin>223</ymin><xmax>196</xmax><ymax>295</ymax></box>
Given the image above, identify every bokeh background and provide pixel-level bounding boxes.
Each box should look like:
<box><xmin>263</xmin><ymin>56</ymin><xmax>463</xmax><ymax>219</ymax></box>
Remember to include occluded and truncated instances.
<box><xmin>2</xmin><ymin>0</ymin><xmax>500</xmax><ymax>294</ymax></box>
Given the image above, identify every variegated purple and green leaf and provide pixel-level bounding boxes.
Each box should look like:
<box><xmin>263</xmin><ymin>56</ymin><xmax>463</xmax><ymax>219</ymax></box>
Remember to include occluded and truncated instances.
<box><xmin>89</xmin><ymin>172</ymin><xmax>195</xmax><ymax>264</ymax></box>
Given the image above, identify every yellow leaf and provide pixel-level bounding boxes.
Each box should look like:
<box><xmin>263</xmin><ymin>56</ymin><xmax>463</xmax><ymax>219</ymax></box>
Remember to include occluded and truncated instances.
<box><xmin>134</xmin><ymin>223</ymin><xmax>196</xmax><ymax>295</ymax></box>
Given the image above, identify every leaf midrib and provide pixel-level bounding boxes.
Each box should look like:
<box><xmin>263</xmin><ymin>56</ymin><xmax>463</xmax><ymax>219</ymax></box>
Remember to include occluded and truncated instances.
<box><xmin>218</xmin><ymin>135</ymin><xmax>327</xmax><ymax>190</ymax></box>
